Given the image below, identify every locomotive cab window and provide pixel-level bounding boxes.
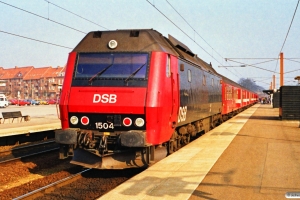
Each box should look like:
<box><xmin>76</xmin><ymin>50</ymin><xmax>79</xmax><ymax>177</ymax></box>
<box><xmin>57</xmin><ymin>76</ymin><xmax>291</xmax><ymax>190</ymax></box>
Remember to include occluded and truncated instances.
<box><xmin>72</xmin><ymin>53</ymin><xmax>149</xmax><ymax>87</ymax></box>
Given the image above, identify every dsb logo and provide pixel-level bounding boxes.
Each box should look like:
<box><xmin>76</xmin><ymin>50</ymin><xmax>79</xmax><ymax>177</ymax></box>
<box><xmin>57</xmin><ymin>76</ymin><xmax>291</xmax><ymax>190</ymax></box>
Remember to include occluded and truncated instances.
<box><xmin>93</xmin><ymin>94</ymin><xmax>117</xmax><ymax>103</ymax></box>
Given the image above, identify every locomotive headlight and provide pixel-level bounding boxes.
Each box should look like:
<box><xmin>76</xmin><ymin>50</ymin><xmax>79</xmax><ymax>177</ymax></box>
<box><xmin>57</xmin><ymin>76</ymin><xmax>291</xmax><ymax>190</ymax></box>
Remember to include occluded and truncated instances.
<box><xmin>70</xmin><ymin>116</ymin><xmax>79</xmax><ymax>125</ymax></box>
<box><xmin>135</xmin><ymin>118</ymin><xmax>144</xmax><ymax>127</ymax></box>
<box><xmin>108</xmin><ymin>40</ymin><xmax>118</xmax><ymax>49</ymax></box>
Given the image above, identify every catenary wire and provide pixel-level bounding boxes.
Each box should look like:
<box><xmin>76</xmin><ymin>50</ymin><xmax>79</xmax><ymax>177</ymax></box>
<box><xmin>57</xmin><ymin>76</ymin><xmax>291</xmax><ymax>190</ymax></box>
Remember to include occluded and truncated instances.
<box><xmin>44</xmin><ymin>0</ymin><xmax>109</xmax><ymax>30</ymax></box>
<box><xmin>146</xmin><ymin>0</ymin><xmax>241</xmax><ymax>79</ymax></box>
<box><xmin>165</xmin><ymin>0</ymin><xmax>224</xmax><ymax>61</ymax></box>
<box><xmin>0</xmin><ymin>30</ymin><xmax>73</xmax><ymax>49</ymax></box>
<box><xmin>0</xmin><ymin>0</ymin><xmax>86</xmax><ymax>34</ymax></box>
<box><xmin>227</xmin><ymin>58</ymin><xmax>278</xmax><ymax>67</ymax></box>
<box><xmin>274</xmin><ymin>0</ymin><xmax>300</xmax><ymax>73</ymax></box>
<box><xmin>228</xmin><ymin>59</ymin><xmax>279</xmax><ymax>74</ymax></box>
<box><xmin>278</xmin><ymin>0</ymin><xmax>300</xmax><ymax>53</ymax></box>
<box><xmin>165</xmin><ymin>0</ymin><xmax>244</xmax><ymax>80</ymax></box>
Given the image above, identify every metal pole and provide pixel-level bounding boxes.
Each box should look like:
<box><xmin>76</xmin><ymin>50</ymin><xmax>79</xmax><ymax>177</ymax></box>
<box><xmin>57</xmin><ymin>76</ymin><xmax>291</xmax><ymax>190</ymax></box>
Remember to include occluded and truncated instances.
<box><xmin>280</xmin><ymin>52</ymin><xmax>284</xmax><ymax>86</ymax></box>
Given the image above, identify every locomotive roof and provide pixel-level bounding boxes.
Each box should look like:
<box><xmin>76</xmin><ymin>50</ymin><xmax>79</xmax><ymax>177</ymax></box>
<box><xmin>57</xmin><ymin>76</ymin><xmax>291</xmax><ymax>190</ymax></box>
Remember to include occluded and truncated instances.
<box><xmin>73</xmin><ymin>29</ymin><xmax>217</xmax><ymax>74</ymax></box>
<box><xmin>73</xmin><ymin>29</ymin><xmax>178</xmax><ymax>56</ymax></box>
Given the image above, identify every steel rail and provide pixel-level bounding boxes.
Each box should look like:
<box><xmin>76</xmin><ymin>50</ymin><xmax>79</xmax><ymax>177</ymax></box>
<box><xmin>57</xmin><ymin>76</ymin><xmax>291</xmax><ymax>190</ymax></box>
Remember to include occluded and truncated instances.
<box><xmin>13</xmin><ymin>168</ymin><xmax>92</xmax><ymax>200</ymax></box>
<box><xmin>0</xmin><ymin>147</ymin><xmax>59</xmax><ymax>164</ymax></box>
<box><xmin>0</xmin><ymin>139</ymin><xmax>55</xmax><ymax>153</ymax></box>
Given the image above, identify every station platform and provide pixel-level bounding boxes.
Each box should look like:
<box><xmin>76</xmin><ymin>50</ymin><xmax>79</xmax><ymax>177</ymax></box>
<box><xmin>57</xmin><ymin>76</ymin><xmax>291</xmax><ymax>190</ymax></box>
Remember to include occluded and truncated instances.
<box><xmin>0</xmin><ymin>105</ymin><xmax>61</xmax><ymax>137</ymax></box>
<box><xmin>100</xmin><ymin>104</ymin><xmax>300</xmax><ymax>200</ymax></box>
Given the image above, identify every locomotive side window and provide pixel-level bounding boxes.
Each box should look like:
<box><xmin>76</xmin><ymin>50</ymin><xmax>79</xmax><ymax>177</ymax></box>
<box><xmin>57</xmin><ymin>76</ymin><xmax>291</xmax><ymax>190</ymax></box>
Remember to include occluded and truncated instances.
<box><xmin>211</xmin><ymin>78</ymin><xmax>214</xmax><ymax>87</ymax></box>
<box><xmin>166</xmin><ymin>55</ymin><xmax>171</xmax><ymax>77</ymax></box>
<box><xmin>72</xmin><ymin>53</ymin><xmax>149</xmax><ymax>87</ymax></box>
<box><xmin>203</xmin><ymin>75</ymin><xmax>206</xmax><ymax>85</ymax></box>
<box><xmin>188</xmin><ymin>69</ymin><xmax>192</xmax><ymax>82</ymax></box>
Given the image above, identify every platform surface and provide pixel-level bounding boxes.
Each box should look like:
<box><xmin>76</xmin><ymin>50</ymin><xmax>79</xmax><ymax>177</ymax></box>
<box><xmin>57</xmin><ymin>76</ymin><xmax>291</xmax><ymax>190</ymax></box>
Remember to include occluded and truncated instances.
<box><xmin>0</xmin><ymin>105</ymin><xmax>61</xmax><ymax>137</ymax></box>
<box><xmin>100</xmin><ymin>104</ymin><xmax>300</xmax><ymax>200</ymax></box>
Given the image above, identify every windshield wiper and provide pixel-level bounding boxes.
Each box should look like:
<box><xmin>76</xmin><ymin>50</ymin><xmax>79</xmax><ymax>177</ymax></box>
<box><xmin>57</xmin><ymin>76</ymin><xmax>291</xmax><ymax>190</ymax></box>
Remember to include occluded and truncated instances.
<box><xmin>124</xmin><ymin>63</ymin><xmax>146</xmax><ymax>83</ymax></box>
<box><xmin>88</xmin><ymin>57</ymin><xmax>114</xmax><ymax>85</ymax></box>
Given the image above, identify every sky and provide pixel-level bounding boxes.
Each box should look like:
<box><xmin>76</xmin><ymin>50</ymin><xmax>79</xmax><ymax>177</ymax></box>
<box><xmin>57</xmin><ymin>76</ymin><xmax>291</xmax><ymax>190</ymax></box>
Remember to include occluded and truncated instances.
<box><xmin>1</xmin><ymin>0</ymin><xmax>300</xmax><ymax>89</ymax></box>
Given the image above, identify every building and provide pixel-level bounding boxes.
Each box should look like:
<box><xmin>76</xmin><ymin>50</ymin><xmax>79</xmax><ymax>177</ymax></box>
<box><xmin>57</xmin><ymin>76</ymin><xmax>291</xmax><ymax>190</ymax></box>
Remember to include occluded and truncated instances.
<box><xmin>0</xmin><ymin>66</ymin><xmax>65</xmax><ymax>100</ymax></box>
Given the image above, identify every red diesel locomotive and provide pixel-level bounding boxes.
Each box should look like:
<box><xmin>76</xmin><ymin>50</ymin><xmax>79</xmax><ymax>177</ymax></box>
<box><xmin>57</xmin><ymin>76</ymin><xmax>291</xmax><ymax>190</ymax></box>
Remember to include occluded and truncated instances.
<box><xmin>55</xmin><ymin>29</ymin><xmax>257</xmax><ymax>169</ymax></box>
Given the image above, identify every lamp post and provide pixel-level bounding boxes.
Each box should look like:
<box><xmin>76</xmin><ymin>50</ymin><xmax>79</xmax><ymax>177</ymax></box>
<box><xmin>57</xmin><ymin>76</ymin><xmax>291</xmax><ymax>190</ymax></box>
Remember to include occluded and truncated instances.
<box><xmin>295</xmin><ymin>76</ymin><xmax>300</xmax><ymax>85</ymax></box>
<box><xmin>280</xmin><ymin>52</ymin><xmax>284</xmax><ymax>87</ymax></box>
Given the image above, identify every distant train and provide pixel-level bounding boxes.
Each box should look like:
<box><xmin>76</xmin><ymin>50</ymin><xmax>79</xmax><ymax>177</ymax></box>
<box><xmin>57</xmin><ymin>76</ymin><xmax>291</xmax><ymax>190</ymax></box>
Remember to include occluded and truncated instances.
<box><xmin>55</xmin><ymin>29</ymin><xmax>257</xmax><ymax>169</ymax></box>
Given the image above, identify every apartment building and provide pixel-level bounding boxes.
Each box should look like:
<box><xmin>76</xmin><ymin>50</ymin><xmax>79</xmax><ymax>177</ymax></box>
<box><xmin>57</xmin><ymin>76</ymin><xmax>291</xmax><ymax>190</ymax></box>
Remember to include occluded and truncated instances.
<box><xmin>0</xmin><ymin>66</ymin><xmax>65</xmax><ymax>100</ymax></box>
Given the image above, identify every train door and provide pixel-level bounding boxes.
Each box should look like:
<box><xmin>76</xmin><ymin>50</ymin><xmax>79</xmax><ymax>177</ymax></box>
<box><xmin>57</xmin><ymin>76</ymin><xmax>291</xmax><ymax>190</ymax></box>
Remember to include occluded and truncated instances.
<box><xmin>170</xmin><ymin>55</ymin><xmax>179</xmax><ymax>127</ymax></box>
<box><xmin>159</xmin><ymin>54</ymin><xmax>179</xmax><ymax>142</ymax></box>
<box><xmin>233</xmin><ymin>87</ymin><xmax>237</xmax><ymax>111</ymax></box>
<box><xmin>242</xmin><ymin>90</ymin><xmax>246</xmax><ymax>106</ymax></box>
<box><xmin>246</xmin><ymin>91</ymin><xmax>250</xmax><ymax>105</ymax></box>
<box><xmin>236</xmin><ymin>88</ymin><xmax>242</xmax><ymax>109</ymax></box>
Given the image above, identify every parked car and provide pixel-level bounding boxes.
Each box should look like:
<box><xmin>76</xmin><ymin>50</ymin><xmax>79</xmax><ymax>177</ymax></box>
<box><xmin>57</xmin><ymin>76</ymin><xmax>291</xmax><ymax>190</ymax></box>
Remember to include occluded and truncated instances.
<box><xmin>17</xmin><ymin>99</ymin><xmax>31</xmax><ymax>106</ymax></box>
<box><xmin>31</xmin><ymin>99</ymin><xmax>40</xmax><ymax>105</ymax></box>
<box><xmin>9</xmin><ymin>99</ymin><xmax>18</xmax><ymax>105</ymax></box>
<box><xmin>37</xmin><ymin>99</ymin><xmax>48</xmax><ymax>105</ymax></box>
<box><xmin>0</xmin><ymin>94</ymin><xmax>8</xmax><ymax>108</ymax></box>
<box><xmin>47</xmin><ymin>99</ymin><xmax>57</xmax><ymax>105</ymax></box>
<box><xmin>25</xmin><ymin>99</ymin><xmax>40</xmax><ymax>105</ymax></box>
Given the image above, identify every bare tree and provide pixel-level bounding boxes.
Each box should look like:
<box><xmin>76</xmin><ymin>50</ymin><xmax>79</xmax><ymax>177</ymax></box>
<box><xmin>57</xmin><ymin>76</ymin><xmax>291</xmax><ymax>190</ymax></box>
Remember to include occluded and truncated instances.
<box><xmin>238</xmin><ymin>78</ymin><xmax>265</xmax><ymax>92</ymax></box>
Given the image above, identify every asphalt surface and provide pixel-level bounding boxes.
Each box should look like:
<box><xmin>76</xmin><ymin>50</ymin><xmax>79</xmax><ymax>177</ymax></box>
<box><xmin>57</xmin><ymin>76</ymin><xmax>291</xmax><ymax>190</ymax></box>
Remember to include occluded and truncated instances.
<box><xmin>0</xmin><ymin>104</ymin><xmax>60</xmax><ymax>135</ymax></box>
<box><xmin>0</xmin><ymin>104</ymin><xmax>59</xmax><ymax>118</ymax></box>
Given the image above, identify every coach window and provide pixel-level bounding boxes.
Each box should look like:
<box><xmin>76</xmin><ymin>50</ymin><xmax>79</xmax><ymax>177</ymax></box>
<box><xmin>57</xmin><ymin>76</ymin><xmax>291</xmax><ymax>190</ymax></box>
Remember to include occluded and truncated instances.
<box><xmin>211</xmin><ymin>78</ymin><xmax>214</xmax><ymax>87</ymax></box>
<box><xmin>188</xmin><ymin>69</ymin><xmax>192</xmax><ymax>82</ymax></box>
<box><xmin>203</xmin><ymin>75</ymin><xmax>206</xmax><ymax>85</ymax></box>
<box><xmin>166</xmin><ymin>55</ymin><xmax>171</xmax><ymax>77</ymax></box>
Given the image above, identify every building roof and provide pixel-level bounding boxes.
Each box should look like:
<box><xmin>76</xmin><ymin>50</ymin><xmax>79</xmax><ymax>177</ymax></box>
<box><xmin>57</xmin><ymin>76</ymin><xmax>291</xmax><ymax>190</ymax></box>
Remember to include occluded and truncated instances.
<box><xmin>0</xmin><ymin>66</ymin><xmax>66</xmax><ymax>80</ymax></box>
<box><xmin>0</xmin><ymin>67</ymin><xmax>4</xmax><ymax>79</ymax></box>
<box><xmin>23</xmin><ymin>66</ymin><xmax>51</xmax><ymax>80</ymax></box>
<box><xmin>0</xmin><ymin>66</ymin><xmax>34</xmax><ymax>79</ymax></box>
<box><xmin>44</xmin><ymin>66</ymin><xmax>66</xmax><ymax>78</ymax></box>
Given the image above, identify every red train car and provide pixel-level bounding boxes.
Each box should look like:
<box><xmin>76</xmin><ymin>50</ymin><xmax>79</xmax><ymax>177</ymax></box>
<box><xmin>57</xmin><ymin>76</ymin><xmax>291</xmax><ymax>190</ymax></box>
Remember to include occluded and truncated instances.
<box><xmin>55</xmin><ymin>29</ymin><xmax>257</xmax><ymax>169</ymax></box>
<box><xmin>220</xmin><ymin>76</ymin><xmax>257</xmax><ymax>120</ymax></box>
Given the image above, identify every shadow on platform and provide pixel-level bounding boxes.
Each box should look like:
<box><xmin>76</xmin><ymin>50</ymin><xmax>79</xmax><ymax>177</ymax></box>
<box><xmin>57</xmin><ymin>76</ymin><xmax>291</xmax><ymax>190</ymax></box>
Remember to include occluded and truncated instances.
<box><xmin>234</xmin><ymin>115</ymin><xmax>280</xmax><ymax>121</ymax></box>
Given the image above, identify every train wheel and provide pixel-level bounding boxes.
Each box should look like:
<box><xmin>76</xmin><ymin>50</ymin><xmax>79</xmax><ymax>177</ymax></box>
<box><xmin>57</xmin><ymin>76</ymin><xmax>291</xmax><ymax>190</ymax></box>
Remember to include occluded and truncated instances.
<box><xmin>167</xmin><ymin>140</ymin><xmax>177</xmax><ymax>155</ymax></box>
<box><xmin>185</xmin><ymin>134</ymin><xmax>190</xmax><ymax>144</ymax></box>
<box><xmin>167</xmin><ymin>131</ymin><xmax>178</xmax><ymax>155</ymax></box>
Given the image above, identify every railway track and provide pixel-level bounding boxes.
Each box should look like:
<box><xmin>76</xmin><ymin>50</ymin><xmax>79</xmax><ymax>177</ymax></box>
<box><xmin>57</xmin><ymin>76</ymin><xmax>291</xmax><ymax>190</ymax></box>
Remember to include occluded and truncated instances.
<box><xmin>11</xmin><ymin>167</ymin><xmax>144</xmax><ymax>200</ymax></box>
<box><xmin>0</xmin><ymin>140</ymin><xmax>59</xmax><ymax>164</ymax></box>
<box><xmin>0</xmin><ymin>136</ymin><xmax>144</xmax><ymax>199</ymax></box>
<box><xmin>13</xmin><ymin>168</ymin><xmax>92</xmax><ymax>200</ymax></box>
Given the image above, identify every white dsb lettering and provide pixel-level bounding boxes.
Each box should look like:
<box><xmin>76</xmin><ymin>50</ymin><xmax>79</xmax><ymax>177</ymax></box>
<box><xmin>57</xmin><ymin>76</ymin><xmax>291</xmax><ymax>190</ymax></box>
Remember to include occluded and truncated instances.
<box><xmin>178</xmin><ymin>106</ymin><xmax>187</xmax><ymax>123</ymax></box>
<box><xmin>93</xmin><ymin>94</ymin><xmax>117</xmax><ymax>103</ymax></box>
